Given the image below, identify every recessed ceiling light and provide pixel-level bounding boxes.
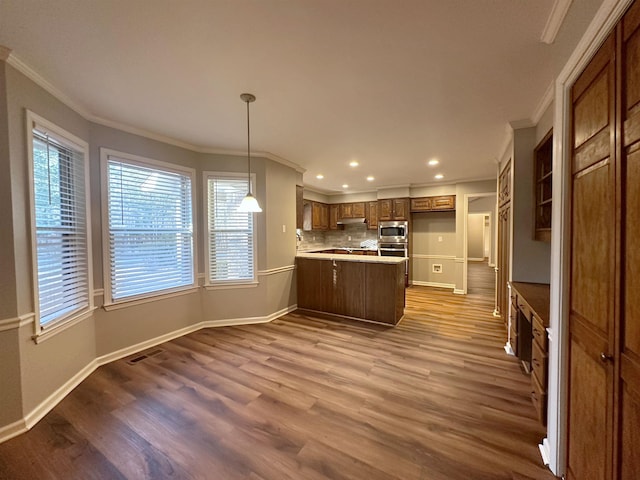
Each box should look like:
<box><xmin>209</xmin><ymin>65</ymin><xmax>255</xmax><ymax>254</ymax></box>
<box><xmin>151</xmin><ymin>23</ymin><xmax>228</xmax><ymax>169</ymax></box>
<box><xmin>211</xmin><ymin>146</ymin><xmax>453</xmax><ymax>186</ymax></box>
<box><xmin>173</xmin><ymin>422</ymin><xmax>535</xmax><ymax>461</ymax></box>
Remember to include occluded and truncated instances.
<box><xmin>428</xmin><ymin>159</ymin><xmax>439</xmax><ymax>166</ymax></box>
<box><xmin>435</xmin><ymin>174</ymin><xmax>444</xmax><ymax>180</ymax></box>
<box><xmin>316</xmin><ymin>174</ymin><xmax>324</xmax><ymax>179</ymax></box>
<box><xmin>342</xmin><ymin>184</ymin><xmax>349</xmax><ymax>189</ymax></box>
<box><xmin>366</xmin><ymin>176</ymin><xmax>375</xmax><ymax>181</ymax></box>
<box><xmin>349</xmin><ymin>161</ymin><xmax>359</xmax><ymax>167</ymax></box>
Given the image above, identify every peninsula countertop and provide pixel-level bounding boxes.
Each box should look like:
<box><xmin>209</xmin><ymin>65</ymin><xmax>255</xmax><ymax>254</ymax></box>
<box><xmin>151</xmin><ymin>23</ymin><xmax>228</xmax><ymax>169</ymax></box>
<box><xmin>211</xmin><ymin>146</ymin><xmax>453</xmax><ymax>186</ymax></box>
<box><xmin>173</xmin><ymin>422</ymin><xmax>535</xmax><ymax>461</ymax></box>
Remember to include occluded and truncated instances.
<box><xmin>295</xmin><ymin>251</ymin><xmax>406</xmax><ymax>264</ymax></box>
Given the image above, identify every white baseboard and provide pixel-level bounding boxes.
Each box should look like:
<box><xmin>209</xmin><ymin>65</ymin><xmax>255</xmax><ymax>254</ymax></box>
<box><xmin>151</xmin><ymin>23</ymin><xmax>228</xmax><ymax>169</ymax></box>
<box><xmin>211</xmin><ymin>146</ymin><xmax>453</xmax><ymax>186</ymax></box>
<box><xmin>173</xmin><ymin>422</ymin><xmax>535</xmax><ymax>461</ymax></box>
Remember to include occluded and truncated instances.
<box><xmin>467</xmin><ymin>257</ymin><xmax>485</xmax><ymax>262</ymax></box>
<box><xmin>23</xmin><ymin>359</ymin><xmax>98</xmax><ymax>430</ymax></box>
<box><xmin>0</xmin><ymin>304</ymin><xmax>297</xmax><ymax>445</ymax></box>
<box><xmin>411</xmin><ymin>281</ymin><xmax>455</xmax><ymax>290</ymax></box>
<box><xmin>539</xmin><ymin>437</ymin><xmax>551</xmax><ymax>466</ymax></box>
<box><xmin>504</xmin><ymin>342</ymin><xmax>515</xmax><ymax>356</ymax></box>
<box><xmin>0</xmin><ymin>418</ymin><xmax>27</xmax><ymax>444</ymax></box>
<box><xmin>453</xmin><ymin>289</ymin><xmax>465</xmax><ymax>295</ymax></box>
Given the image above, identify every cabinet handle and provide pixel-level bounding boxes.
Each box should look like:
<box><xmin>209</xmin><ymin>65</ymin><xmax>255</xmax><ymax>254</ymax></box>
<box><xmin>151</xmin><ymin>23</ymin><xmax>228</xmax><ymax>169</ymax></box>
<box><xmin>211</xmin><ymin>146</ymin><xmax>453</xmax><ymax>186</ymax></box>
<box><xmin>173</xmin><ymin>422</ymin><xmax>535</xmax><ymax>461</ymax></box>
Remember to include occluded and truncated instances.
<box><xmin>600</xmin><ymin>352</ymin><xmax>613</xmax><ymax>363</ymax></box>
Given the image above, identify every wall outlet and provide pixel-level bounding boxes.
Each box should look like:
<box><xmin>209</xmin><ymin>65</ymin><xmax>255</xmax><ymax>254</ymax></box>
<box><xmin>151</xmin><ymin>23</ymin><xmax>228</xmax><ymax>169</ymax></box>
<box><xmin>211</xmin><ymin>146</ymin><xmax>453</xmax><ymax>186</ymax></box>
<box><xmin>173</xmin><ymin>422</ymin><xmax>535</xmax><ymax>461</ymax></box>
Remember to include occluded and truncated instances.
<box><xmin>282</xmin><ymin>224</ymin><xmax>286</xmax><ymax>233</ymax></box>
<box><xmin>432</xmin><ymin>264</ymin><xmax>443</xmax><ymax>273</ymax></box>
<box><xmin>348</xmin><ymin>236</ymin><xmax>352</xmax><ymax>241</ymax></box>
<box><xmin>438</xmin><ymin>236</ymin><xmax>443</xmax><ymax>242</ymax></box>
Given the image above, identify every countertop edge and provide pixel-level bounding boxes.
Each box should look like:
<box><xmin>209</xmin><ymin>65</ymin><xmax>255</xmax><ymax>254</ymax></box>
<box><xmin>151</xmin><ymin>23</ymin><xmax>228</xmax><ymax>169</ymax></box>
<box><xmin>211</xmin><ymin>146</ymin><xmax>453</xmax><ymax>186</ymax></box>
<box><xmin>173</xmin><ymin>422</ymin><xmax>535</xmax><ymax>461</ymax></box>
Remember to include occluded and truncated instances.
<box><xmin>295</xmin><ymin>252</ymin><xmax>406</xmax><ymax>264</ymax></box>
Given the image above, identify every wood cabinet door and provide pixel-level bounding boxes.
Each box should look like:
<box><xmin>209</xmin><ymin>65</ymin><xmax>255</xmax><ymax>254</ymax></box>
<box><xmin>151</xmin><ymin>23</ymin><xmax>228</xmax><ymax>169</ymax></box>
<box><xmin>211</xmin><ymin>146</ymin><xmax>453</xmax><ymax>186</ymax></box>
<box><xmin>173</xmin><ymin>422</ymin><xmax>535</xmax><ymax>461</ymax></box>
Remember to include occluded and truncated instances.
<box><xmin>378</xmin><ymin>199</ymin><xmax>392</xmax><ymax>221</ymax></box>
<box><xmin>320</xmin><ymin>203</ymin><xmax>329</xmax><ymax>230</ymax></box>
<box><xmin>365</xmin><ymin>262</ymin><xmax>404</xmax><ymax>324</ymax></box>
<box><xmin>339</xmin><ymin>203</ymin><xmax>353</xmax><ymax>219</ymax></box>
<box><xmin>410</xmin><ymin>197</ymin><xmax>432</xmax><ymax>212</ymax></box>
<box><xmin>296</xmin><ymin>186</ymin><xmax>304</xmax><ymax>229</ymax></box>
<box><xmin>333</xmin><ymin>261</ymin><xmax>365</xmax><ymax>318</ymax></box>
<box><xmin>567</xmin><ymin>32</ymin><xmax>616</xmax><ymax>480</ymax></box>
<box><xmin>366</xmin><ymin>201</ymin><xmax>378</xmax><ymax>230</ymax></box>
<box><xmin>296</xmin><ymin>258</ymin><xmax>332</xmax><ymax>312</ymax></box>
<box><xmin>392</xmin><ymin>198</ymin><xmax>409</xmax><ymax>220</ymax></box>
<box><xmin>620</xmin><ymin>4</ymin><xmax>640</xmax><ymax>476</ymax></box>
<box><xmin>499</xmin><ymin>162</ymin><xmax>511</xmax><ymax>207</ymax></box>
<box><xmin>352</xmin><ymin>202</ymin><xmax>365</xmax><ymax>217</ymax></box>
<box><xmin>497</xmin><ymin>187</ymin><xmax>511</xmax><ymax>320</ymax></box>
<box><xmin>431</xmin><ymin>195</ymin><xmax>456</xmax><ymax>211</ymax></box>
<box><xmin>329</xmin><ymin>204</ymin><xmax>339</xmax><ymax>230</ymax></box>
<box><xmin>311</xmin><ymin>202</ymin><xmax>322</xmax><ymax>230</ymax></box>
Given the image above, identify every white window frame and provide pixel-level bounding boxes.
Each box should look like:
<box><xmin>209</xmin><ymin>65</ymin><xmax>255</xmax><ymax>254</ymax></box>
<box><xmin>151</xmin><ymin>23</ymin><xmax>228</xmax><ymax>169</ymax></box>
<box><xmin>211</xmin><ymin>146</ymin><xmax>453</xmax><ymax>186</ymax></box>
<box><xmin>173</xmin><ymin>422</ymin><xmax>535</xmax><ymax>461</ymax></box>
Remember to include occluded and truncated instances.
<box><xmin>204</xmin><ymin>171</ymin><xmax>259</xmax><ymax>288</ymax></box>
<box><xmin>26</xmin><ymin>110</ymin><xmax>94</xmax><ymax>339</ymax></box>
<box><xmin>101</xmin><ymin>148</ymin><xmax>197</xmax><ymax>308</ymax></box>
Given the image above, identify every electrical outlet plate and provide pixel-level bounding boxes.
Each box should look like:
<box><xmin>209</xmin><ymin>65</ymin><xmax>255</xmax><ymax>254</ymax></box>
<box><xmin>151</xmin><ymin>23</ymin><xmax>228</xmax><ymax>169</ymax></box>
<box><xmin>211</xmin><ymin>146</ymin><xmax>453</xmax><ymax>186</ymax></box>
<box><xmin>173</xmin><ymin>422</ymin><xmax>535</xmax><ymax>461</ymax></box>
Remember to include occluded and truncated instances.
<box><xmin>432</xmin><ymin>264</ymin><xmax>443</xmax><ymax>273</ymax></box>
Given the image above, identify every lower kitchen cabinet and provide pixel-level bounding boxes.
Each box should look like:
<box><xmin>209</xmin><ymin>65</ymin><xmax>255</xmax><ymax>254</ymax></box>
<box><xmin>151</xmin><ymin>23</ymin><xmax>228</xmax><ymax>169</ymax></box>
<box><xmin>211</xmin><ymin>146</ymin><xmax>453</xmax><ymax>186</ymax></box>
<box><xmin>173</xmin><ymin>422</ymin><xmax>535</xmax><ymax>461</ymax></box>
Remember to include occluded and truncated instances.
<box><xmin>364</xmin><ymin>262</ymin><xmax>406</xmax><ymax>324</ymax></box>
<box><xmin>296</xmin><ymin>256</ymin><xmax>405</xmax><ymax>325</ymax></box>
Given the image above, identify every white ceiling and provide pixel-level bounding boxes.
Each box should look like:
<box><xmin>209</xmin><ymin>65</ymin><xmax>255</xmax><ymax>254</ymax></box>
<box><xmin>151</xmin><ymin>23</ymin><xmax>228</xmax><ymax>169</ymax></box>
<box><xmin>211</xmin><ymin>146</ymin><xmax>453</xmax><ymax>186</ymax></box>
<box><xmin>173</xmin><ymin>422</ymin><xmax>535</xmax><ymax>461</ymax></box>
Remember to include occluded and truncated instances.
<box><xmin>0</xmin><ymin>0</ymin><xmax>602</xmax><ymax>194</ymax></box>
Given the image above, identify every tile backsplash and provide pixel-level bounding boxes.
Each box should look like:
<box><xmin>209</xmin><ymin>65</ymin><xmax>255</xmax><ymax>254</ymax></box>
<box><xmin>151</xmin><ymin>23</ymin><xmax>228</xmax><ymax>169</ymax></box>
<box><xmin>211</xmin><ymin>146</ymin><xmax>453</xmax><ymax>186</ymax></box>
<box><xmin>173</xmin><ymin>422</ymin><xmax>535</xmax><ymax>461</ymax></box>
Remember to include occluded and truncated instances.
<box><xmin>298</xmin><ymin>224</ymin><xmax>377</xmax><ymax>251</ymax></box>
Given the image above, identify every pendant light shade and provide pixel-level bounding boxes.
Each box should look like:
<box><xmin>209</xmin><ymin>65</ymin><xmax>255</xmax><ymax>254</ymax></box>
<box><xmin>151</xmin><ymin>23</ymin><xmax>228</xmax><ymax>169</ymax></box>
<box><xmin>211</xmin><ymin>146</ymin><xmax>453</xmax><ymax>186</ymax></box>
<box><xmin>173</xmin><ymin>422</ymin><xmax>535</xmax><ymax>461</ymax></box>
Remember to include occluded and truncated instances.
<box><xmin>238</xmin><ymin>93</ymin><xmax>262</xmax><ymax>213</ymax></box>
<box><xmin>238</xmin><ymin>192</ymin><xmax>261</xmax><ymax>212</ymax></box>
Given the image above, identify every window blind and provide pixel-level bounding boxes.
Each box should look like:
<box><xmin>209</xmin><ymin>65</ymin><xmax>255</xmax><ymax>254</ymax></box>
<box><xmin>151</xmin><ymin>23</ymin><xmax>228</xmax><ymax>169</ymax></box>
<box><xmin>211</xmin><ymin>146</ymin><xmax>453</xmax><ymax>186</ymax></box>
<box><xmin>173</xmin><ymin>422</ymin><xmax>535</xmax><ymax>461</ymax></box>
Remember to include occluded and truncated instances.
<box><xmin>32</xmin><ymin>130</ymin><xmax>89</xmax><ymax>325</ymax></box>
<box><xmin>207</xmin><ymin>176</ymin><xmax>255</xmax><ymax>282</ymax></box>
<box><xmin>107</xmin><ymin>157</ymin><xmax>194</xmax><ymax>301</ymax></box>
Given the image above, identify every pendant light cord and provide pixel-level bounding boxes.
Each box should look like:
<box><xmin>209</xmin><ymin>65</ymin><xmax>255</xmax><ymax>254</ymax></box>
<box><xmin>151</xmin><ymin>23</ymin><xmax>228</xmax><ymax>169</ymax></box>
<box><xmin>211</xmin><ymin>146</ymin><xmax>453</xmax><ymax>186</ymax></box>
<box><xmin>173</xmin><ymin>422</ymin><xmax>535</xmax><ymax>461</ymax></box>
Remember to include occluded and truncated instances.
<box><xmin>246</xmin><ymin>99</ymin><xmax>252</xmax><ymax>195</ymax></box>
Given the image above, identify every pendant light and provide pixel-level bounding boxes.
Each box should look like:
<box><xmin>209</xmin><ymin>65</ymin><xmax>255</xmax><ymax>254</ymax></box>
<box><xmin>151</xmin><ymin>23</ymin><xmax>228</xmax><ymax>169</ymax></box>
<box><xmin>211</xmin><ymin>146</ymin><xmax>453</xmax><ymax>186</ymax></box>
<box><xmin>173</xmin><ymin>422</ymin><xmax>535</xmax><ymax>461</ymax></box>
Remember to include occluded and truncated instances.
<box><xmin>238</xmin><ymin>93</ymin><xmax>262</xmax><ymax>213</ymax></box>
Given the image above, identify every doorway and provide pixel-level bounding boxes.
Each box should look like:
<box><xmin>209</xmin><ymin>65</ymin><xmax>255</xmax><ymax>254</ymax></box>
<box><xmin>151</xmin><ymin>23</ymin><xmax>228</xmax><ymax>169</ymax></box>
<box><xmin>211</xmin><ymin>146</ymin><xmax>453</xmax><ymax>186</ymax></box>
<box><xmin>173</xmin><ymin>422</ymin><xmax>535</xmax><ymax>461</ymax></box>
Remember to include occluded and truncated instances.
<box><xmin>462</xmin><ymin>192</ymin><xmax>496</xmax><ymax>299</ymax></box>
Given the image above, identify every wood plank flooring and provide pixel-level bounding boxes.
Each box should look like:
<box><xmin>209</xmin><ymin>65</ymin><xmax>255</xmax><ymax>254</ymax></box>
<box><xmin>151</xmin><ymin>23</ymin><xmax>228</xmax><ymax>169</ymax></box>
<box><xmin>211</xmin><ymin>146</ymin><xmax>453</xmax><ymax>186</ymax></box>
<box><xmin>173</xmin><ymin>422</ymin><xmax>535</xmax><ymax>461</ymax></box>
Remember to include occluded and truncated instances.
<box><xmin>0</xmin><ymin>265</ymin><xmax>554</xmax><ymax>479</ymax></box>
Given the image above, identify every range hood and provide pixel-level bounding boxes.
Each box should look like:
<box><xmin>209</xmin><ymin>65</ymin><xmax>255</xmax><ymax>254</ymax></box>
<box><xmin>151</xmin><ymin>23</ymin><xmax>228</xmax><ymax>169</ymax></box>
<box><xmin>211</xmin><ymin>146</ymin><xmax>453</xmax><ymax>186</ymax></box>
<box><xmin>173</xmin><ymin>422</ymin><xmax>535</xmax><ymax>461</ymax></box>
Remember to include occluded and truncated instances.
<box><xmin>337</xmin><ymin>217</ymin><xmax>367</xmax><ymax>225</ymax></box>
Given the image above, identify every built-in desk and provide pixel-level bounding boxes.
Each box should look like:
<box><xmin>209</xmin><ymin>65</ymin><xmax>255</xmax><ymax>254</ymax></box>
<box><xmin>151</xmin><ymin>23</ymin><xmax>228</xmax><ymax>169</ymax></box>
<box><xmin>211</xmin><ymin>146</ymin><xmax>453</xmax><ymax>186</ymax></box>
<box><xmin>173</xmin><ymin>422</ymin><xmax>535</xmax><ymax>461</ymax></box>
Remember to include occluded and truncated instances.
<box><xmin>510</xmin><ymin>282</ymin><xmax>550</xmax><ymax>425</ymax></box>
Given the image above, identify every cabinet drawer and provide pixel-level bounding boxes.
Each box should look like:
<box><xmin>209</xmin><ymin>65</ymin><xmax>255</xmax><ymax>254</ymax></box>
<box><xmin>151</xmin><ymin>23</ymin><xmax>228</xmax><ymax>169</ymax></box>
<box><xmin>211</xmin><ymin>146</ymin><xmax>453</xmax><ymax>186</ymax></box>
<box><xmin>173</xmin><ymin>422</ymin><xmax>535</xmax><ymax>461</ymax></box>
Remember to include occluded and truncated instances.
<box><xmin>532</xmin><ymin>314</ymin><xmax>548</xmax><ymax>351</ymax></box>
<box><xmin>531</xmin><ymin>371</ymin><xmax>547</xmax><ymax>425</ymax></box>
<box><xmin>531</xmin><ymin>339</ymin><xmax>548</xmax><ymax>389</ymax></box>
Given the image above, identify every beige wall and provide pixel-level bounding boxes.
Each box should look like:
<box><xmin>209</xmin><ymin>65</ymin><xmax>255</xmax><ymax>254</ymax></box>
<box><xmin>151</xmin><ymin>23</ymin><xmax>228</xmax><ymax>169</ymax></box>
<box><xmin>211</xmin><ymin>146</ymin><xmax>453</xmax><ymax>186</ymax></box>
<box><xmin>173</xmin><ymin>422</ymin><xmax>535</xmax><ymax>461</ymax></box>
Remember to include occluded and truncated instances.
<box><xmin>536</xmin><ymin>101</ymin><xmax>554</xmax><ymax>145</ymax></box>
<box><xmin>511</xmin><ymin>127</ymin><xmax>551</xmax><ymax>283</ymax></box>
<box><xmin>0</xmin><ymin>63</ymin><xmax>22</xmax><ymax>430</ymax></box>
<box><xmin>467</xmin><ymin>214</ymin><xmax>485</xmax><ymax>260</ymax></box>
<box><xmin>411</xmin><ymin>211</ymin><xmax>457</xmax><ymax>287</ymax></box>
<box><xmin>0</xmin><ymin>60</ymin><xmax>299</xmax><ymax>439</ymax></box>
<box><xmin>0</xmin><ymin>62</ymin><xmax>16</xmax><ymax>321</ymax></box>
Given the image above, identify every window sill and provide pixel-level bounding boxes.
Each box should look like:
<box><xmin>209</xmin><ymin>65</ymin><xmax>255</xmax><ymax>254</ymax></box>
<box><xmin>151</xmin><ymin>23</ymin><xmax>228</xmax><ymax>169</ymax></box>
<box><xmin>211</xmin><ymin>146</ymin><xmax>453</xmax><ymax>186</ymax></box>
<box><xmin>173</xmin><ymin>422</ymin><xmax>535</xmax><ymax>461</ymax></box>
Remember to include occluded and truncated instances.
<box><xmin>204</xmin><ymin>281</ymin><xmax>259</xmax><ymax>291</ymax></box>
<box><xmin>102</xmin><ymin>286</ymin><xmax>199</xmax><ymax>311</ymax></box>
<box><xmin>33</xmin><ymin>307</ymin><xmax>96</xmax><ymax>344</ymax></box>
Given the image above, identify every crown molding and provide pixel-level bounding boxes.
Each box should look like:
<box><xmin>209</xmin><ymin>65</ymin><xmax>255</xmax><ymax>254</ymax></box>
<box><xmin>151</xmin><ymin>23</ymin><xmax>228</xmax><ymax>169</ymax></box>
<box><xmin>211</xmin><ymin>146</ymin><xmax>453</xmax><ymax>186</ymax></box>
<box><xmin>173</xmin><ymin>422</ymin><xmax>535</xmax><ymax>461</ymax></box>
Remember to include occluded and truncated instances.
<box><xmin>541</xmin><ymin>0</ymin><xmax>573</xmax><ymax>45</ymax></box>
<box><xmin>5</xmin><ymin>49</ymin><xmax>93</xmax><ymax>118</ymax></box>
<box><xmin>509</xmin><ymin>119</ymin><xmax>536</xmax><ymax>130</ymax></box>
<box><xmin>0</xmin><ymin>45</ymin><xmax>11</xmax><ymax>61</ymax></box>
<box><xmin>532</xmin><ymin>80</ymin><xmax>555</xmax><ymax>125</ymax></box>
<box><xmin>3</xmin><ymin>48</ymin><xmax>305</xmax><ymax>174</ymax></box>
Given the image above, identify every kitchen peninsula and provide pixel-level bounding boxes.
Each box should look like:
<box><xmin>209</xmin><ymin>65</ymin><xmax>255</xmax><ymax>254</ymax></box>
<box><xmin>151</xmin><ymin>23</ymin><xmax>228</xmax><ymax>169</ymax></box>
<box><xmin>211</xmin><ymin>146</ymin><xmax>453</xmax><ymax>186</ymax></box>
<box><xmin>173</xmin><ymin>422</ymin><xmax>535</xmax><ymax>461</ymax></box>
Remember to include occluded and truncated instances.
<box><xmin>296</xmin><ymin>252</ymin><xmax>406</xmax><ymax>325</ymax></box>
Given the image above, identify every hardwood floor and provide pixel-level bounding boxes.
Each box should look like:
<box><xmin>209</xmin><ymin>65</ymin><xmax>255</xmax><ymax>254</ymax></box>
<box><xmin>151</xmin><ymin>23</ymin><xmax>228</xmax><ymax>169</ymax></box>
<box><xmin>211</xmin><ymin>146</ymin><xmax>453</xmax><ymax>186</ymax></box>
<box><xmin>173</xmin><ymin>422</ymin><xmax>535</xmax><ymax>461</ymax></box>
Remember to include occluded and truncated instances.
<box><xmin>0</xmin><ymin>271</ymin><xmax>553</xmax><ymax>479</ymax></box>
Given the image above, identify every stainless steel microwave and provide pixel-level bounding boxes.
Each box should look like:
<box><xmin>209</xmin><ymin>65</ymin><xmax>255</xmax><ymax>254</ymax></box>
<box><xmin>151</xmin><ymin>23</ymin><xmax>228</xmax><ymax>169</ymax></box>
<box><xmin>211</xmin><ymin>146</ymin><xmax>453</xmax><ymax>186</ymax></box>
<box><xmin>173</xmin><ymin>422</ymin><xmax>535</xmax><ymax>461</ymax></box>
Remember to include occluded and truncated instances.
<box><xmin>378</xmin><ymin>221</ymin><xmax>408</xmax><ymax>243</ymax></box>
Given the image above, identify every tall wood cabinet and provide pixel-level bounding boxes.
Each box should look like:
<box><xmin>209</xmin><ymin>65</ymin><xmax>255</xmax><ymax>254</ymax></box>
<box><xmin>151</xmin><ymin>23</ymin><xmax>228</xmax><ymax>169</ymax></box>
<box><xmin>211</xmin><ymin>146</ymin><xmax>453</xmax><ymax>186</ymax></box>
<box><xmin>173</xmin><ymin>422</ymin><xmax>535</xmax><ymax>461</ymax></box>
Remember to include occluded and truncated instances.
<box><xmin>567</xmin><ymin>3</ymin><xmax>640</xmax><ymax>478</ymax></box>
<box><xmin>497</xmin><ymin>161</ymin><xmax>512</xmax><ymax>321</ymax></box>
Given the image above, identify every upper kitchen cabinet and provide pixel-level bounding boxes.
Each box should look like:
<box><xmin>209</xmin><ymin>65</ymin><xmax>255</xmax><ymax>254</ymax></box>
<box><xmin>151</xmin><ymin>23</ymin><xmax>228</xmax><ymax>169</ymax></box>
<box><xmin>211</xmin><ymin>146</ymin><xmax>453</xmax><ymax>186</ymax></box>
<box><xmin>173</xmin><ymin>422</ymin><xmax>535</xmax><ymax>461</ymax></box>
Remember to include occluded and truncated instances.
<box><xmin>410</xmin><ymin>195</ymin><xmax>456</xmax><ymax>212</ymax></box>
<box><xmin>339</xmin><ymin>202</ymin><xmax>366</xmax><ymax>219</ymax></box>
<box><xmin>303</xmin><ymin>200</ymin><xmax>329</xmax><ymax>231</ymax></box>
<box><xmin>379</xmin><ymin>198</ymin><xmax>410</xmax><ymax>221</ymax></box>
<box><xmin>329</xmin><ymin>204</ymin><xmax>339</xmax><ymax>230</ymax></box>
<box><xmin>296</xmin><ymin>185</ymin><xmax>304</xmax><ymax>229</ymax></box>
<box><xmin>366</xmin><ymin>201</ymin><xmax>378</xmax><ymax>230</ymax></box>
<box><xmin>534</xmin><ymin>130</ymin><xmax>552</xmax><ymax>242</ymax></box>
